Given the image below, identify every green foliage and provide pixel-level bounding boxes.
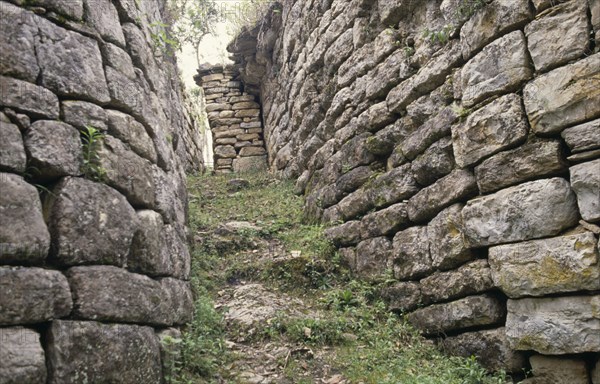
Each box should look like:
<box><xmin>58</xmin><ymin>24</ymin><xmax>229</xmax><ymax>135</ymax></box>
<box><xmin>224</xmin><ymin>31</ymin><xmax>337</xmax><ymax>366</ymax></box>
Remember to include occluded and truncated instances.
<box><xmin>423</xmin><ymin>24</ymin><xmax>454</xmax><ymax>45</ymax></box>
<box><xmin>80</xmin><ymin>126</ymin><xmax>106</xmax><ymax>182</ymax></box>
<box><xmin>455</xmin><ymin>0</ymin><xmax>487</xmax><ymax>20</ymax></box>
<box><xmin>150</xmin><ymin>21</ymin><xmax>181</xmax><ymax>57</ymax></box>
<box><xmin>168</xmin><ymin>0</ymin><xmax>219</xmax><ymax>64</ymax></box>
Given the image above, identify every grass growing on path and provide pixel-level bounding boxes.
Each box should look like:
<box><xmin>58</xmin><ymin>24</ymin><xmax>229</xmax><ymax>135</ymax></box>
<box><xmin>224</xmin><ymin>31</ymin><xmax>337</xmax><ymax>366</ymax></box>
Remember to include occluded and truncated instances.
<box><xmin>175</xmin><ymin>172</ymin><xmax>510</xmax><ymax>384</ymax></box>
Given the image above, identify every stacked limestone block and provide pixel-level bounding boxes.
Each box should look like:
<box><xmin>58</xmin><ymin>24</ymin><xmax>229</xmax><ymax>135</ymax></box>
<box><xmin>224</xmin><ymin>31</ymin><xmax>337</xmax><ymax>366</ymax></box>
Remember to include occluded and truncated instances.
<box><xmin>195</xmin><ymin>64</ymin><xmax>267</xmax><ymax>173</ymax></box>
<box><xmin>230</xmin><ymin>0</ymin><xmax>600</xmax><ymax>381</ymax></box>
<box><xmin>0</xmin><ymin>0</ymin><xmax>200</xmax><ymax>382</ymax></box>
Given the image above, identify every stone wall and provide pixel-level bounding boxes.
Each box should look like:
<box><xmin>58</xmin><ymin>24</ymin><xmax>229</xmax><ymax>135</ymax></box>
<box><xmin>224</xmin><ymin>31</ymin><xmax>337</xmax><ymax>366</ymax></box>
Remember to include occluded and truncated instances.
<box><xmin>0</xmin><ymin>0</ymin><xmax>201</xmax><ymax>382</ymax></box>
<box><xmin>231</xmin><ymin>0</ymin><xmax>600</xmax><ymax>380</ymax></box>
<box><xmin>195</xmin><ymin>64</ymin><xmax>267</xmax><ymax>173</ymax></box>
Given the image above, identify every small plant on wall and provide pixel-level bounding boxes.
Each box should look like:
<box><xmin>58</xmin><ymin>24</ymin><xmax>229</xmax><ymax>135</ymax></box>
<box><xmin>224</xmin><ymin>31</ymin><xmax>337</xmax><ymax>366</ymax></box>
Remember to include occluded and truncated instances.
<box><xmin>81</xmin><ymin>126</ymin><xmax>106</xmax><ymax>182</ymax></box>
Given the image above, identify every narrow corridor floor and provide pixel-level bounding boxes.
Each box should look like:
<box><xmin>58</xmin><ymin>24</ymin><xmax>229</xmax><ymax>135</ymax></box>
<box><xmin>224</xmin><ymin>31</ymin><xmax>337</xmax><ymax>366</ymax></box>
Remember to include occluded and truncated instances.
<box><xmin>177</xmin><ymin>172</ymin><xmax>510</xmax><ymax>384</ymax></box>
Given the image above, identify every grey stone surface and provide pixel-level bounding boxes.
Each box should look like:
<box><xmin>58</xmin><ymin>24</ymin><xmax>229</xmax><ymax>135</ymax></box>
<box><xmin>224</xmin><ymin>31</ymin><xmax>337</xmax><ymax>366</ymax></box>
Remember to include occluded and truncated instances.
<box><xmin>355</xmin><ymin>237</ymin><xmax>392</xmax><ymax>278</ymax></box>
<box><xmin>525</xmin><ymin>1</ymin><xmax>589</xmax><ymax>72</ymax></box>
<box><xmin>367</xmin><ymin>164</ymin><xmax>420</xmax><ymax>209</ymax></box>
<box><xmin>452</xmin><ymin>94</ymin><xmax>529</xmax><ymax>168</ymax></box>
<box><xmin>411</xmin><ymin>137</ymin><xmax>454</xmax><ymax>187</ymax></box>
<box><xmin>460</xmin><ymin>0</ymin><xmax>532</xmax><ymax>59</ymax></box>
<box><xmin>407</xmin><ymin>169</ymin><xmax>478</xmax><ymax>223</ymax></box>
<box><xmin>401</xmin><ymin>107</ymin><xmax>459</xmax><ymax>160</ymax></box>
<box><xmin>101</xmin><ymin>43</ymin><xmax>136</xmax><ymax>80</ymax></box>
<box><xmin>360</xmin><ymin>202</ymin><xmax>409</xmax><ymax>239</ymax></box>
<box><xmin>523</xmin><ymin>53</ymin><xmax>600</xmax><ymax>134</ymax></box>
<box><xmin>420</xmin><ymin>259</ymin><xmax>492</xmax><ymax>305</ymax></box>
<box><xmin>83</xmin><ymin>0</ymin><xmax>126</xmax><ymax>46</ymax></box>
<box><xmin>0</xmin><ymin>76</ymin><xmax>59</xmax><ymax>119</ymax></box>
<box><xmin>121</xmin><ymin>23</ymin><xmax>162</xmax><ymax>91</ymax></box>
<box><xmin>98</xmin><ymin>135</ymin><xmax>156</xmax><ymax>207</ymax></box>
<box><xmin>36</xmin><ymin>16</ymin><xmax>110</xmax><ymax>104</ymax></box>
<box><xmin>336</xmin><ymin>166</ymin><xmax>373</xmax><ymax>193</ymax></box>
<box><xmin>129</xmin><ymin>210</ymin><xmax>171</xmax><ymax>276</ymax></box>
<box><xmin>106</xmin><ymin>109</ymin><xmax>157</xmax><ymax>163</ymax></box>
<box><xmin>407</xmin><ymin>294</ymin><xmax>505</xmax><ymax>335</ymax></box>
<box><xmin>392</xmin><ymin>226</ymin><xmax>432</xmax><ymax>280</ymax></box>
<box><xmin>506</xmin><ymin>295</ymin><xmax>600</xmax><ymax>354</ymax></box>
<box><xmin>25</xmin><ymin>120</ymin><xmax>83</xmax><ymax>179</ymax></box>
<box><xmin>0</xmin><ymin>267</ymin><xmax>72</xmax><ymax>325</ymax></box>
<box><xmin>214</xmin><ymin>145</ymin><xmax>237</xmax><ymax>159</ymax></box>
<box><xmin>570</xmin><ymin>159</ymin><xmax>600</xmax><ymax>222</ymax></box>
<box><xmin>324</xmin><ymin>221</ymin><xmax>361</xmax><ymax>247</ymax></box>
<box><xmin>462</xmin><ymin>178</ymin><xmax>579</xmax><ymax>247</ymax></box>
<box><xmin>461</xmin><ymin>31</ymin><xmax>532</xmax><ymax>107</ymax></box>
<box><xmin>0</xmin><ymin>4</ymin><xmax>40</xmax><ymax>82</ymax></box>
<box><xmin>439</xmin><ymin>328</ymin><xmax>525</xmax><ymax>373</ymax></box>
<box><xmin>160</xmin><ymin>225</ymin><xmax>191</xmax><ymax>281</ymax></box>
<box><xmin>233</xmin><ymin>155</ymin><xmax>268</xmax><ymax>173</ymax></box>
<box><xmin>0</xmin><ymin>120</ymin><xmax>26</xmax><ymax>173</ymax></box>
<box><xmin>0</xmin><ymin>327</ymin><xmax>46</xmax><ymax>384</ymax></box>
<box><xmin>475</xmin><ymin>139</ymin><xmax>567</xmax><ymax>193</ymax></box>
<box><xmin>381</xmin><ymin>282</ymin><xmax>422</xmax><ymax>313</ymax></box>
<box><xmin>427</xmin><ymin>204</ymin><xmax>474</xmax><ymax>270</ymax></box>
<box><xmin>46</xmin><ymin>320</ymin><xmax>162</xmax><ymax>384</ymax></box>
<box><xmin>61</xmin><ymin>100</ymin><xmax>108</xmax><ymax>131</ymax></box>
<box><xmin>239</xmin><ymin>146</ymin><xmax>266</xmax><ymax>157</ymax></box>
<box><xmin>48</xmin><ymin>177</ymin><xmax>137</xmax><ymax>266</ymax></box>
<box><xmin>561</xmin><ymin>119</ymin><xmax>600</xmax><ymax>154</ymax></box>
<box><xmin>528</xmin><ymin>355</ymin><xmax>589</xmax><ymax>384</ymax></box>
<box><xmin>0</xmin><ymin>173</ymin><xmax>50</xmax><ymax>265</ymax></box>
<box><xmin>489</xmin><ymin>232</ymin><xmax>600</xmax><ymax>298</ymax></box>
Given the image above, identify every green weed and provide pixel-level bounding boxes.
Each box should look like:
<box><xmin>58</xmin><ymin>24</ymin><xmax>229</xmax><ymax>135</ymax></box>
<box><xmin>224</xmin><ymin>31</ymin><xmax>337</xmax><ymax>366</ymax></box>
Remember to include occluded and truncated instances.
<box><xmin>80</xmin><ymin>126</ymin><xmax>106</xmax><ymax>182</ymax></box>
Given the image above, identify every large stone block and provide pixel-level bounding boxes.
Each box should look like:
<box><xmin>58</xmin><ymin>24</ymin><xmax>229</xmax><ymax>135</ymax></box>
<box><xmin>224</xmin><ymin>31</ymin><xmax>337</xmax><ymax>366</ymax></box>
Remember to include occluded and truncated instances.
<box><xmin>407</xmin><ymin>294</ymin><xmax>505</xmax><ymax>335</ymax></box>
<box><xmin>506</xmin><ymin>295</ymin><xmax>600</xmax><ymax>354</ymax></box>
<box><xmin>0</xmin><ymin>120</ymin><xmax>26</xmax><ymax>173</ymax></box>
<box><xmin>25</xmin><ymin>120</ymin><xmax>82</xmax><ymax>180</ymax></box>
<box><xmin>121</xmin><ymin>23</ymin><xmax>162</xmax><ymax>91</ymax></box>
<box><xmin>523</xmin><ymin>53</ymin><xmax>600</xmax><ymax>134</ymax></box>
<box><xmin>0</xmin><ymin>76</ymin><xmax>59</xmax><ymax>119</ymax></box>
<box><xmin>233</xmin><ymin>155</ymin><xmax>268</xmax><ymax>173</ymax></box>
<box><xmin>561</xmin><ymin>119</ymin><xmax>600</xmax><ymax>154</ymax></box>
<box><xmin>83</xmin><ymin>0</ymin><xmax>125</xmax><ymax>46</ymax></box>
<box><xmin>0</xmin><ymin>327</ymin><xmax>46</xmax><ymax>384</ymax></box>
<box><xmin>381</xmin><ymin>282</ymin><xmax>422</xmax><ymax>313</ymax></box>
<box><xmin>570</xmin><ymin>159</ymin><xmax>600</xmax><ymax>222</ymax></box>
<box><xmin>48</xmin><ymin>177</ymin><xmax>137</xmax><ymax>266</ymax></box>
<box><xmin>392</xmin><ymin>226</ymin><xmax>432</xmax><ymax>280</ymax></box>
<box><xmin>461</xmin><ymin>31</ymin><xmax>532</xmax><ymax>107</ymax></box>
<box><xmin>101</xmin><ymin>42</ymin><xmax>136</xmax><ymax>80</ymax></box>
<box><xmin>46</xmin><ymin>320</ymin><xmax>162</xmax><ymax>384</ymax></box>
<box><xmin>452</xmin><ymin>94</ymin><xmax>529</xmax><ymax>168</ymax></box>
<box><xmin>160</xmin><ymin>225</ymin><xmax>191</xmax><ymax>281</ymax></box>
<box><xmin>490</xmin><ymin>232</ymin><xmax>600</xmax><ymax>298</ymax></box>
<box><xmin>411</xmin><ymin>137</ymin><xmax>454</xmax><ymax>187</ymax></box>
<box><xmin>367</xmin><ymin>164</ymin><xmax>420</xmax><ymax>210</ymax></box>
<box><xmin>427</xmin><ymin>204</ymin><xmax>474</xmax><ymax>270</ymax></box>
<box><xmin>360</xmin><ymin>202</ymin><xmax>409</xmax><ymax>239</ymax></box>
<box><xmin>355</xmin><ymin>237</ymin><xmax>392</xmax><ymax>278</ymax></box>
<box><xmin>324</xmin><ymin>221</ymin><xmax>362</xmax><ymax>247</ymax></box>
<box><xmin>407</xmin><ymin>169</ymin><xmax>478</xmax><ymax>223</ymax></box>
<box><xmin>0</xmin><ymin>173</ymin><xmax>50</xmax><ymax>265</ymax></box>
<box><xmin>525</xmin><ymin>1</ymin><xmax>589</xmax><ymax>72</ymax></box>
<box><xmin>420</xmin><ymin>259</ymin><xmax>492</xmax><ymax>304</ymax></box>
<box><xmin>105</xmin><ymin>110</ymin><xmax>157</xmax><ymax>163</ymax></box>
<box><xmin>129</xmin><ymin>210</ymin><xmax>171</xmax><ymax>276</ymax></box>
<box><xmin>401</xmin><ymin>107</ymin><xmax>459</xmax><ymax>160</ymax></box>
<box><xmin>528</xmin><ymin>355</ymin><xmax>589</xmax><ymax>384</ymax></box>
<box><xmin>439</xmin><ymin>328</ymin><xmax>525</xmax><ymax>373</ymax></box>
<box><xmin>475</xmin><ymin>140</ymin><xmax>567</xmax><ymax>193</ymax></box>
<box><xmin>462</xmin><ymin>178</ymin><xmax>579</xmax><ymax>247</ymax></box>
<box><xmin>460</xmin><ymin>0</ymin><xmax>532</xmax><ymax>59</ymax></box>
<box><xmin>0</xmin><ymin>3</ymin><xmax>40</xmax><ymax>82</ymax></box>
<box><xmin>0</xmin><ymin>267</ymin><xmax>72</xmax><ymax>326</ymax></box>
<box><xmin>98</xmin><ymin>135</ymin><xmax>156</xmax><ymax>207</ymax></box>
<box><xmin>61</xmin><ymin>100</ymin><xmax>108</xmax><ymax>132</ymax></box>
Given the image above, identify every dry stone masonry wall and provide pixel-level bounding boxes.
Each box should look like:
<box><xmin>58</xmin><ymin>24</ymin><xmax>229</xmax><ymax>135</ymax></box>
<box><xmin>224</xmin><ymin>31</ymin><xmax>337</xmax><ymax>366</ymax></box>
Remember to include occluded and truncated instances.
<box><xmin>231</xmin><ymin>0</ymin><xmax>600</xmax><ymax>381</ymax></box>
<box><xmin>0</xmin><ymin>0</ymin><xmax>202</xmax><ymax>382</ymax></box>
<box><xmin>195</xmin><ymin>64</ymin><xmax>267</xmax><ymax>173</ymax></box>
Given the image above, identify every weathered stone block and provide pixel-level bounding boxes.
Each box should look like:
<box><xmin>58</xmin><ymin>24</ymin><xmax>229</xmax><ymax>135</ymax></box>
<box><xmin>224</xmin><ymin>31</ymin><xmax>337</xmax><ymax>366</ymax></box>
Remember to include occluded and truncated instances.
<box><xmin>528</xmin><ymin>355</ymin><xmax>589</xmax><ymax>384</ymax></box>
<box><xmin>336</xmin><ymin>166</ymin><xmax>373</xmax><ymax>193</ymax></box>
<box><xmin>355</xmin><ymin>237</ymin><xmax>392</xmax><ymax>278</ymax></box>
<box><xmin>324</xmin><ymin>221</ymin><xmax>361</xmax><ymax>247</ymax></box>
<box><xmin>562</xmin><ymin>119</ymin><xmax>600</xmax><ymax>154</ymax></box>
<box><xmin>25</xmin><ymin>120</ymin><xmax>82</xmax><ymax>179</ymax></box>
<box><xmin>235</xmin><ymin>109</ymin><xmax>260</xmax><ymax>118</ymax></box>
<box><xmin>523</xmin><ymin>53</ymin><xmax>600</xmax><ymax>134</ymax></box>
<box><xmin>525</xmin><ymin>1</ymin><xmax>589</xmax><ymax>72</ymax></box>
<box><xmin>506</xmin><ymin>295</ymin><xmax>600</xmax><ymax>354</ymax></box>
<box><xmin>489</xmin><ymin>232</ymin><xmax>600</xmax><ymax>298</ymax></box>
<box><xmin>129</xmin><ymin>210</ymin><xmax>171</xmax><ymax>276</ymax></box>
<box><xmin>46</xmin><ymin>320</ymin><xmax>162</xmax><ymax>384</ymax></box>
<box><xmin>593</xmin><ymin>356</ymin><xmax>600</xmax><ymax>384</ymax></box>
<box><xmin>0</xmin><ymin>76</ymin><xmax>59</xmax><ymax>119</ymax></box>
<box><xmin>83</xmin><ymin>0</ymin><xmax>125</xmax><ymax>46</ymax></box>
<box><xmin>452</xmin><ymin>94</ymin><xmax>529</xmax><ymax>168</ymax></box>
<box><xmin>461</xmin><ymin>31</ymin><xmax>532</xmax><ymax>107</ymax></box>
<box><xmin>421</xmin><ymin>259</ymin><xmax>493</xmax><ymax>305</ymax></box>
<box><xmin>98</xmin><ymin>136</ymin><xmax>156</xmax><ymax>207</ymax></box>
<box><xmin>0</xmin><ymin>120</ymin><xmax>26</xmax><ymax>173</ymax></box>
<box><xmin>381</xmin><ymin>282</ymin><xmax>421</xmax><ymax>313</ymax></box>
<box><xmin>392</xmin><ymin>226</ymin><xmax>432</xmax><ymax>280</ymax></box>
<box><xmin>0</xmin><ymin>4</ymin><xmax>40</xmax><ymax>82</ymax></box>
<box><xmin>233</xmin><ymin>155</ymin><xmax>267</xmax><ymax>173</ymax></box>
<box><xmin>462</xmin><ymin>178</ymin><xmax>579</xmax><ymax>247</ymax></box>
<box><xmin>101</xmin><ymin>43</ymin><xmax>136</xmax><ymax>80</ymax></box>
<box><xmin>401</xmin><ymin>107</ymin><xmax>459</xmax><ymax>160</ymax></box>
<box><xmin>440</xmin><ymin>328</ymin><xmax>525</xmax><ymax>373</ymax></box>
<box><xmin>360</xmin><ymin>202</ymin><xmax>409</xmax><ymax>239</ymax></box>
<box><xmin>61</xmin><ymin>100</ymin><xmax>107</xmax><ymax>131</ymax></box>
<box><xmin>367</xmin><ymin>164</ymin><xmax>420</xmax><ymax>209</ymax></box>
<box><xmin>411</xmin><ymin>137</ymin><xmax>454</xmax><ymax>187</ymax></box>
<box><xmin>48</xmin><ymin>177</ymin><xmax>137</xmax><ymax>266</ymax></box>
<box><xmin>239</xmin><ymin>146</ymin><xmax>266</xmax><ymax>157</ymax></box>
<box><xmin>427</xmin><ymin>204</ymin><xmax>474</xmax><ymax>270</ymax></box>
<box><xmin>0</xmin><ymin>327</ymin><xmax>46</xmax><ymax>384</ymax></box>
<box><xmin>475</xmin><ymin>139</ymin><xmax>567</xmax><ymax>193</ymax></box>
<box><xmin>407</xmin><ymin>169</ymin><xmax>477</xmax><ymax>223</ymax></box>
<box><xmin>407</xmin><ymin>294</ymin><xmax>505</xmax><ymax>335</ymax></box>
<box><xmin>570</xmin><ymin>159</ymin><xmax>600</xmax><ymax>222</ymax></box>
<box><xmin>160</xmin><ymin>225</ymin><xmax>191</xmax><ymax>281</ymax></box>
<box><xmin>0</xmin><ymin>174</ymin><xmax>50</xmax><ymax>265</ymax></box>
<box><xmin>0</xmin><ymin>267</ymin><xmax>71</xmax><ymax>326</ymax></box>
<box><xmin>232</xmin><ymin>101</ymin><xmax>260</xmax><ymax>110</ymax></box>
<box><xmin>460</xmin><ymin>0</ymin><xmax>532</xmax><ymax>59</ymax></box>
<box><xmin>106</xmin><ymin>110</ymin><xmax>157</xmax><ymax>163</ymax></box>
<box><xmin>214</xmin><ymin>145</ymin><xmax>237</xmax><ymax>159</ymax></box>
